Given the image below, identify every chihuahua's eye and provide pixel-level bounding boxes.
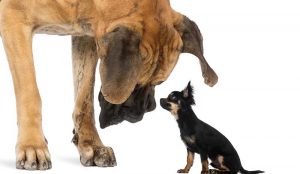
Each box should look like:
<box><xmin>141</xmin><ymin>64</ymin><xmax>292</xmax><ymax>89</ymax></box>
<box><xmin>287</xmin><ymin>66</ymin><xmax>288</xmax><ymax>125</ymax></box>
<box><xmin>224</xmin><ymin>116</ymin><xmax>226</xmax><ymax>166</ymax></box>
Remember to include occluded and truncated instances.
<box><xmin>170</xmin><ymin>95</ymin><xmax>177</xmax><ymax>101</ymax></box>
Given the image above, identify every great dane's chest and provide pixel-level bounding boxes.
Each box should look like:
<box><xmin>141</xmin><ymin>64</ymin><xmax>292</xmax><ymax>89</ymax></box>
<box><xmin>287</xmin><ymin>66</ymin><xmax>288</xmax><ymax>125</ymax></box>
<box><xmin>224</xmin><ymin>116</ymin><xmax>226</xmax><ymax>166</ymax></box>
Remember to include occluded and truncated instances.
<box><xmin>31</xmin><ymin>0</ymin><xmax>96</xmax><ymax>36</ymax></box>
<box><xmin>31</xmin><ymin>0</ymin><xmax>142</xmax><ymax>36</ymax></box>
<box><xmin>34</xmin><ymin>22</ymin><xmax>93</xmax><ymax>36</ymax></box>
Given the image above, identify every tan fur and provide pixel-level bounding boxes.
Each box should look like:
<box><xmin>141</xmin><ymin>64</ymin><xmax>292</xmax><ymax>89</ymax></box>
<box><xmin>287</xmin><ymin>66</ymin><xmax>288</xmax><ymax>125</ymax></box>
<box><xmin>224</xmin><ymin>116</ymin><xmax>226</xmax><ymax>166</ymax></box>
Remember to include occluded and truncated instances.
<box><xmin>216</xmin><ymin>155</ymin><xmax>230</xmax><ymax>171</ymax></box>
<box><xmin>178</xmin><ymin>151</ymin><xmax>195</xmax><ymax>173</ymax></box>
<box><xmin>184</xmin><ymin>135</ymin><xmax>196</xmax><ymax>145</ymax></box>
<box><xmin>72</xmin><ymin>36</ymin><xmax>117</xmax><ymax>166</ymax></box>
<box><xmin>169</xmin><ymin>102</ymin><xmax>180</xmax><ymax>119</ymax></box>
<box><xmin>201</xmin><ymin>160</ymin><xmax>209</xmax><ymax>174</ymax></box>
<box><xmin>0</xmin><ymin>0</ymin><xmax>215</xmax><ymax>170</ymax></box>
<box><xmin>0</xmin><ymin>0</ymin><xmax>201</xmax><ymax>106</ymax></box>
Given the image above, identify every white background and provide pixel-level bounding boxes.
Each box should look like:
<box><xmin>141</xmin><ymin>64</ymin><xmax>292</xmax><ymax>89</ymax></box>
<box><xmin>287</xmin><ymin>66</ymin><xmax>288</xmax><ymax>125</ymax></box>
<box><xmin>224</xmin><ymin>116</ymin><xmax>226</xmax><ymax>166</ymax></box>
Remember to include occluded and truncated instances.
<box><xmin>0</xmin><ymin>0</ymin><xmax>299</xmax><ymax>173</ymax></box>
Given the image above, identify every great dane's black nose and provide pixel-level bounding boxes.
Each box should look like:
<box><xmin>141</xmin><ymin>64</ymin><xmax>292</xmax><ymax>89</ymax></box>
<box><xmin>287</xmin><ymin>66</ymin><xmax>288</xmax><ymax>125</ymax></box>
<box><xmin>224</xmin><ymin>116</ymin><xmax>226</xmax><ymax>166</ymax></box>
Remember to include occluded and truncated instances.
<box><xmin>98</xmin><ymin>85</ymin><xmax>156</xmax><ymax>128</ymax></box>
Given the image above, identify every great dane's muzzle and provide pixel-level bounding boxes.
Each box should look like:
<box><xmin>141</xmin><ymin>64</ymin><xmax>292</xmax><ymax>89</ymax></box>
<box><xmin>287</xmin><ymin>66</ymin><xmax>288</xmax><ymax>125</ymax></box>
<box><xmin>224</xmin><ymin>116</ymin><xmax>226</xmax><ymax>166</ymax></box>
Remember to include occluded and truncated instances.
<box><xmin>99</xmin><ymin>85</ymin><xmax>156</xmax><ymax>128</ymax></box>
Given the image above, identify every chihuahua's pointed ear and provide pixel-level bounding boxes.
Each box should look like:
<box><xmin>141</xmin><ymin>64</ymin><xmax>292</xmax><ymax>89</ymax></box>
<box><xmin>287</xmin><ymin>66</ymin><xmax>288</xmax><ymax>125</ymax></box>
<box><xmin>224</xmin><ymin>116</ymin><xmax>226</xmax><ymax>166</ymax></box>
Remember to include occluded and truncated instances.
<box><xmin>182</xmin><ymin>81</ymin><xmax>195</xmax><ymax>105</ymax></box>
<box><xmin>183</xmin><ymin>81</ymin><xmax>193</xmax><ymax>98</ymax></box>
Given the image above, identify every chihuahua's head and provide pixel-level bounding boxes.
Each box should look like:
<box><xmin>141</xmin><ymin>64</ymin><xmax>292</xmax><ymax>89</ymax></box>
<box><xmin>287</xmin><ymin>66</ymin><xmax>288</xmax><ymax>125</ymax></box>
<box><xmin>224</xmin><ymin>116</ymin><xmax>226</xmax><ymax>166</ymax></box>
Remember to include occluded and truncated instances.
<box><xmin>160</xmin><ymin>82</ymin><xmax>195</xmax><ymax>119</ymax></box>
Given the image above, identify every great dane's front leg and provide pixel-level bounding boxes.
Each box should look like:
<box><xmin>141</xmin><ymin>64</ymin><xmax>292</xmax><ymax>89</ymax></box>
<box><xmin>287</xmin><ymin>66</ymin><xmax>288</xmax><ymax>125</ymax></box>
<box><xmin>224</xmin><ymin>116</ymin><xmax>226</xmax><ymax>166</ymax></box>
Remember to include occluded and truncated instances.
<box><xmin>2</xmin><ymin>26</ymin><xmax>51</xmax><ymax>170</ymax></box>
<box><xmin>72</xmin><ymin>36</ymin><xmax>116</xmax><ymax>167</ymax></box>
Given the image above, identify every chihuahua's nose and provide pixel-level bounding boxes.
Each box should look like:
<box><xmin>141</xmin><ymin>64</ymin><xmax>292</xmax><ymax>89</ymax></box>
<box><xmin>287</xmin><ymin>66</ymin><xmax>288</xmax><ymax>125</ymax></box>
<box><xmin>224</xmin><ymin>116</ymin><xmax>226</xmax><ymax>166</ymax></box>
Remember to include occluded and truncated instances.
<box><xmin>160</xmin><ymin>98</ymin><xmax>166</xmax><ymax>106</ymax></box>
<box><xmin>160</xmin><ymin>98</ymin><xmax>164</xmax><ymax>105</ymax></box>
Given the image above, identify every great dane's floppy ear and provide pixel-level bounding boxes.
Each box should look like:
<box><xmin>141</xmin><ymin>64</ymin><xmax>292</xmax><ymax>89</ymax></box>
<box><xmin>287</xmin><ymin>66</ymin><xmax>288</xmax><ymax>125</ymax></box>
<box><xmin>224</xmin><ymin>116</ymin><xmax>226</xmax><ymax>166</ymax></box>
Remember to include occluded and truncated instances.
<box><xmin>176</xmin><ymin>16</ymin><xmax>218</xmax><ymax>87</ymax></box>
<box><xmin>99</xmin><ymin>27</ymin><xmax>142</xmax><ymax>104</ymax></box>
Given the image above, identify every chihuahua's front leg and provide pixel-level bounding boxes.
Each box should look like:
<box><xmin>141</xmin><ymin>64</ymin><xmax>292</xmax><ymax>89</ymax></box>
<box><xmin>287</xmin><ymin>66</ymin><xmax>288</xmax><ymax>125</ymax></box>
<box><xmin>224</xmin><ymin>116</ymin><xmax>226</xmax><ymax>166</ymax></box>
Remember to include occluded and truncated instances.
<box><xmin>178</xmin><ymin>150</ymin><xmax>195</xmax><ymax>173</ymax></box>
<box><xmin>201</xmin><ymin>159</ymin><xmax>210</xmax><ymax>174</ymax></box>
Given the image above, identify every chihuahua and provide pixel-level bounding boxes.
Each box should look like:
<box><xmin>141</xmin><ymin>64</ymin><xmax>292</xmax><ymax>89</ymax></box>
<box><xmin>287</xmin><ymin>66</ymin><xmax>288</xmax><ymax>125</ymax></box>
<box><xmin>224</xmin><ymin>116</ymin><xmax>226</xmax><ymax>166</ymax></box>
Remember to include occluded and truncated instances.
<box><xmin>160</xmin><ymin>82</ymin><xmax>264</xmax><ymax>174</ymax></box>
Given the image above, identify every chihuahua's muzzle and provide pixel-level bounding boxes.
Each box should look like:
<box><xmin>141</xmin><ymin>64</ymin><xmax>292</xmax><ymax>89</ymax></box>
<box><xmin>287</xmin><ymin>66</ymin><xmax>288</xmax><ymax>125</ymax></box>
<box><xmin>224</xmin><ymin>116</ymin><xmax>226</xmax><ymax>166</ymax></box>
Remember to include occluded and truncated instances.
<box><xmin>160</xmin><ymin>98</ymin><xmax>171</xmax><ymax>111</ymax></box>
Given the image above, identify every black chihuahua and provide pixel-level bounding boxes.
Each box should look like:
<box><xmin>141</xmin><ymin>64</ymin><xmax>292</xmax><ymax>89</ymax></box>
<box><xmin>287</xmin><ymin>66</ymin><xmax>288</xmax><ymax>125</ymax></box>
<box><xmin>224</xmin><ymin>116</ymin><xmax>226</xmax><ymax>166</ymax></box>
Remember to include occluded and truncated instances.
<box><xmin>160</xmin><ymin>82</ymin><xmax>264</xmax><ymax>174</ymax></box>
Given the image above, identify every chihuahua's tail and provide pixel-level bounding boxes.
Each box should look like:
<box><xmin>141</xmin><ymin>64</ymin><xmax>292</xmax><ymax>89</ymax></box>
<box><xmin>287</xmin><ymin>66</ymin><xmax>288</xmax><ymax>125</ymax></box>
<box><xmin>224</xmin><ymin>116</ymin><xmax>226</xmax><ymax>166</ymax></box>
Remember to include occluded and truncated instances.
<box><xmin>240</xmin><ymin>167</ymin><xmax>264</xmax><ymax>174</ymax></box>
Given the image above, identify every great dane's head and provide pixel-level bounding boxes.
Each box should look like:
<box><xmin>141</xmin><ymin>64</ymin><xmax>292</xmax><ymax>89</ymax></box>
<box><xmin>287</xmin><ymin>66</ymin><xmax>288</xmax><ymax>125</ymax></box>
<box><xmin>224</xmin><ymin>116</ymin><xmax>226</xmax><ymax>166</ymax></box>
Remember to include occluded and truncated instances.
<box><xmin>96</xmin><ymin>1</ymin><xmax>218</xmax><ymax>128</ymax></box>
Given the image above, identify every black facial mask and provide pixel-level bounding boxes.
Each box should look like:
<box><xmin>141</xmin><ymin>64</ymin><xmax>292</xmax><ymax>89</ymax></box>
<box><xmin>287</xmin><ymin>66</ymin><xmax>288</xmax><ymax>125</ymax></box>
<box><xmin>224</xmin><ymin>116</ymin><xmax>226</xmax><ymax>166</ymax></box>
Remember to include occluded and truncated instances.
<box><xmin>98</xmin><ymin>85</ymin><xmax>156</xmax><ymax>128</ymax></box>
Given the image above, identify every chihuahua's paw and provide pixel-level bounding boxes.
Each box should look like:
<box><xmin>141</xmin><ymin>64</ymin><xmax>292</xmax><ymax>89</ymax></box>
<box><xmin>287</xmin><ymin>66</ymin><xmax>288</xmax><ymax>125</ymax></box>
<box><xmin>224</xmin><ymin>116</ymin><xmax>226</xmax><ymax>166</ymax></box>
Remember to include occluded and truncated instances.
<box><xmin>201</xmin><ymin>170</ymin><xmax>210</xmax><ymax>174</ymax></box>
<box><xmin>177</xmin><ymin>169</ymin><xmax>189</xmax><ymax>173</ymax></box>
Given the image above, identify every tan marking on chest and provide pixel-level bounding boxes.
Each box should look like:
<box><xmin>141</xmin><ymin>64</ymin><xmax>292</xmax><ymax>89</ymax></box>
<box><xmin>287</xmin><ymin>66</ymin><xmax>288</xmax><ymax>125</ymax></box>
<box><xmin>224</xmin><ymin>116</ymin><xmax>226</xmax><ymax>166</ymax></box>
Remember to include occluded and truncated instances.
<box><xmin>184</xmin><ymin>135</ymin><xmax>196</xmax><ymax>144</ymax></box>
<box><xmin>169</xmin><ymin>102</ymin><xmax>179</xmax><ymax>119</ymax></box>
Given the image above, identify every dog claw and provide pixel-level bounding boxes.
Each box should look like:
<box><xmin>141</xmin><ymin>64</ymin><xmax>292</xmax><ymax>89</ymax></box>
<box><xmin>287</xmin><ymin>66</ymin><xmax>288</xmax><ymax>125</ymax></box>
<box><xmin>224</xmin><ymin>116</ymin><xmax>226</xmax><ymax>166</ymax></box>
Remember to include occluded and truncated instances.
<box><xmin>80</xmin><ymin>156</ymin><xmax>94</xmax><ymax>166</ymax></box>
<box><xmin>24</xmin><ymin>161</ymin><xmax>37</xmax><ymax>170</ymax></box>
<box><xmin>31</xmin><ymin>161</ymin><xmax>37</xmax><ymax>168</ymax></box>
<box><xmin>47</xmin><ymin>161</ymin><xmax>52</xmax><ymax>169</ymax></box>
<box><xmin>16</xmin><ymin>160</ymin><xmax>25</xmax><ymax>169</ymax></box>
<box><xmin>94</xmin><ymin>147</ymin><xmax>117</xmax><ymax>167</ymax></box>
<box><xmin>15</xmin><ymin>144</ymin><xmax>52</xmax><ymax>170</ymax></box>
<box><xmin>39</xmin><ymin>161</ymin><xmax>47</xmax><ymax>170</ymax></box>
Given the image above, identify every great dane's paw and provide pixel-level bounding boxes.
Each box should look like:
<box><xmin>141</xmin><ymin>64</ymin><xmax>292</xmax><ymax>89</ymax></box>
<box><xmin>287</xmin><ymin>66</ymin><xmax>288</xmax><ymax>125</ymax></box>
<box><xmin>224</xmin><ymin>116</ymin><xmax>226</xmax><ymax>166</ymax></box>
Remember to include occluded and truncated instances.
<box><xmin>203</xmin><ymin>66</ymin><xmax>218</xmax><ymax>87</ymax></box>
<box><xmin>16</xmin><ymin>143</ymin><xmax>51</xmax><ymax>170</ymax></box>
<box><xmin>72</xmin><ymin>128</ymin><xmax>117</xmax><ymax>167</ymax></box>
<box><xmin>79</xmin><ymin>145</ymin><xmax>117</xmax><ymax>167</ymax></box>
<box><xmin>177</xmin><ymin>169</ymin><xmax>189</xmax><ymax>173</ymax></box>
<box><xmin>93</xmin><ymin>146</ymin><xmax>117</xmax><ymax>167</ymax></box>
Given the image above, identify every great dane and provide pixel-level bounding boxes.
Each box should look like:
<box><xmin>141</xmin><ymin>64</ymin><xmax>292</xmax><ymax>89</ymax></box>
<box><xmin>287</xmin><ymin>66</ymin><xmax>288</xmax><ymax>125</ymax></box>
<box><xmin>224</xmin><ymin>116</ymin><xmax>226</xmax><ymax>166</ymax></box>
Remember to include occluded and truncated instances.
<box><xmin>0</xmin><ymin>0</ymin><xmax>218</xmax><ymax>170</ymax></box>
